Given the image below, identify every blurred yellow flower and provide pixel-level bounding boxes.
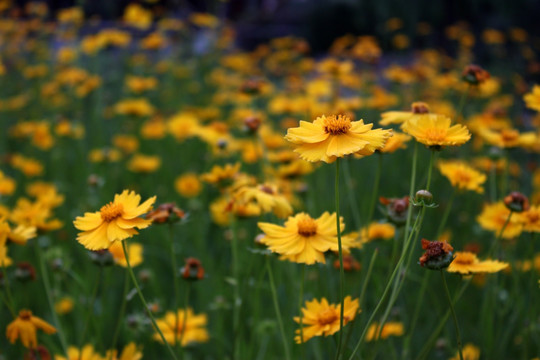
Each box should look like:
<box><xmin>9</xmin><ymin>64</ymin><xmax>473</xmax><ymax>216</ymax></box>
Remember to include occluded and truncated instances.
<box><xmin>404</xmin><ymin>114</ymin><xmax>470</xmax><ymax>148</ymax></box>
<box><xmin>0</xmin><ymin>171</ymin><xmax>15</xmax><ymax>195</ymax></box>
<box><xmin>6</xmin><ymin>309</ymin><xmax>56</xmax><ymax>348</ymax></box>
<box><xmin>174</xmin><ymin>173</ymin><xmax>202</xmax><ymax>198</ymax></box>
<box><xmin>365</xmin><ymin>321</ymin><xmax>404</xmax><ymax>341</ymax></box>
<box><xmin>438</xmin><ymin>160</ymin><xmax>486</xmax><ymax>193</ymax></box>
<box><xmin>524</xmin><ymin>85</ymin><xmax>540</xmax><ymax>112</ymax></box>
<box><xmin>447</xmin><ymin>252</ymin><xmax>509</xmax><ymax>275</ymax></box>
<box><xmin>127</xmin><ymin>154</ymin><xmax>161</xmax><ymax>173</ymax></box>
<box><xmin>449</xmin><ymin>343</ymin><xmax>480</xmax><ymax>360</ymax></box>
<box><xmin>477</xmin><ymin>202</ymin><xmax>522</xmax><ymax>239</ymax></box>
<box><xmin>108</xmin><ymin>241</ymin><xmax>143</xmax><ymax>268</ymax></box>
<box><xmin>153</xmin><ymin>308</ymin><xmax>209</xmax><ymax>346</ymax></box>
<box><xmin>54</xmin><ymin>297</ymin><xmax>74</xmax><ymax>315</ymax></box>
<box><xmin>123</xmin><ymin>3</ymin><xmax>152</xmax><ymax>30</ymax></box>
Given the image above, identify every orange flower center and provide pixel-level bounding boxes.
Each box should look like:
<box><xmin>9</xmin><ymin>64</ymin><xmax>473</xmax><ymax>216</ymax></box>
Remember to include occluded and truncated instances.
<box><xmin>297</xmin><ymin>215</ymin><xmax>318</xmax><ymax>236</ymax></box>
<box><xmin>323</xmin><ymin>115</ymin><xmax>352</xmax><ymax>135</ymax></box>
<box><xmin>453</xmin><ymin>252</ymin><xmax>476</xmax><ymax>265</ymax></box>
<box><xmin>501</xmin><ymin>129</ymin><xmax>519</xmax><ymax>142</ymax></box>
<box><xmin>19</xmin><ymin>310</ymin><xmax>32</xmax><ymax>320</ymax></box>
<box><xmin>100</xmin><ymin>202</ymin><xmax>124</xmax><ymax>222</ymax></box>
<box><xmin>424</xmin><ymin>128</ymin><xmax>447</xmax><ymax>142</ymax></box>
<box><xmin>318</xmin><ymin>308</ymin><xmax>338</xmax><ymax>325</ymax></box>
<box><xmin>455</xmin><ymin>169</ymin><xmax>472</xmax><ymax>184</ymax></box>
<box><xmin>411</xmin><ymin>102</ymin><xmax>430</xmax><ymax>114</ymax></box>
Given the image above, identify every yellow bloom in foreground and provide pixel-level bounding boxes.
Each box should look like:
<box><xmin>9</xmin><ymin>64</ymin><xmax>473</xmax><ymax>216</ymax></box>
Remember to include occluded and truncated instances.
<box><xmin>153</xmin><ymin>308</ymin><xmax>209</xmax><ymax>346</ymax></box>
<box><xmin>55</xmin><ymin>344</ymin><xmax>103</xmax><ymax>360</ymax></box>
<box><xmin>258</xmin><ymin>212</ymin><xmax>347</xmax><ymax>264</ymax></box>
<box><xmin>6</xmin><ymin>310</ymin><xmax>57</xmax><ymax>348</ymax></box>
<box><xmin>73</xmin><ymin>190</ymin><xmax>155</xmax><ymax>250</ymax></box>
<box><xmin>438</xmin><ymin>160</ymin><xmax>486</xmax><ymax>193</ymax></box>
<box><xmin>404</xmin><ymin>114</ymin><xmax>470</xmax><ymax>148</ymax></box>
<box><xmin>294</xmin><ymin>296</ymin><xmax>359</xmax><ymax>343</ymax></box>
<box><xmin>476</xmin><ymin>202</ymin><xmax>522</xmax><ymax>239</ymax></box>
<box><xmin>365</xmin><ymin>321</ymin><xmax>404</xmax><ymax>341</ymax></box>
<box><xmin>447</xmin><ymin>252</ymin><xmax>509</xmax><ymax>275</ymax></box>
<box><xmin>108</xmin><ymin>241</ymin><xmax>143</xmax><ymax>267</ymax></box>
<box><xmin>285</xmin><ymin>114</ymin><xmax>392</xmax><ymax>163</ymax></box>
<box><xmin>449</xmin><ymin>343</ymin><xmax>480</xmax><ymax>360</ymax></box>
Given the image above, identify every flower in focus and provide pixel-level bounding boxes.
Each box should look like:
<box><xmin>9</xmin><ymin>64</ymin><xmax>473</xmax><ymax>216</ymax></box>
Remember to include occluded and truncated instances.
<box><xmin>447</xmin><ymin>252</ymin><xmax>509</xmax><ymax>275</ymax></box>
<box><xmin>418</xmin><ymin>239</ymin><xmax>454</xmax><ymax>270</ymax></box>
<box><xmin>438</xmin><ymin>160</ymin><xmax>487</xmax><ymax>193</ymax></box>
<box><xmin>258</xmin><ymin>212</ymin><xmax>351</xmax><ymax>264</ymax></box>
<box><xmin>73</xmin><ymin>190</ymin><xmax>156</xmax><ymax>250</ymax></box>
<box><xmin>294</xmin><ymin>296</ymin><xmax>359</xmax><ymax>343</ymax></box>
<box><xmin>175</xmin><ymin>173</ymin><xmax>202</xmax><ymax>198</ymax></box>
<box><xmin>449</xmin><ymin>343</ymin><xmax>480</xmax><ymax>360</ymax></box>
<box><xmin>153</xmin><ymin>308</ymin><xmax>209</xmax><ymax>346</ymax></box>
<box><xmin>108</xmin><ymin>241</ymin><xmax>143</xmax><ymax>268</ymax></box>
<box><xmin>285</xmin><ymin>114</ymin><xmax>392</xmax><ymax>163</ymax></box>
<box><xmin>6</xmin><ymin>309</ymin><xmax>56</xmax><ymax>348</ymax></box>
<box><xmin>477</xmin><ymin>202</ymin><xmax>523</xmax><ymax>239</ymax></box>
<box><xmin>365</xmin><ymin>321</ymin><xmax>404</xmax><ymax>341</ymax></box>
<box><xmin>403</xmin><ymin>114</ymin><xmax>470</xmax><ymax>149</ymax></box>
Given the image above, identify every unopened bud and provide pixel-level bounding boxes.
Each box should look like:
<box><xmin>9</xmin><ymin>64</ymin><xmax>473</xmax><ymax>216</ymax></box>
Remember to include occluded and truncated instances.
<box><xmin>504</xmin><ymin>191</ymin><xmax>529</xmax><ymax>212</ymax></box>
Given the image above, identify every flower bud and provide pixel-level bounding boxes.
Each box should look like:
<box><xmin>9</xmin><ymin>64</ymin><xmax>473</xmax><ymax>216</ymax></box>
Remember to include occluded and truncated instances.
<box><xmin>333</xmin><ymin>255</ymin><xmax>361</xmax><ymax>272</ymax></box>
<box><xmin>504</xmin><ymin>191</ymin><xmax>529</xmax><ymax>212</ymax></box>
<box><xmin>418</xmin><ymin>239</ymin><xmax>454</xmax><ymax>270</ymax></box>
<box><xmin>379</xmin><ymin>196</ymin><xmax>409</xmax><ymax>225</ymax></box>
<box><xmin>181</xmin><ymin>257</ymin><xmax>205</xmax><ymax>281</ymax></box>
<box><xmin>415</xmin><ymin>190</ymin><xmax>433</xmax><ymax>204</ymax></box>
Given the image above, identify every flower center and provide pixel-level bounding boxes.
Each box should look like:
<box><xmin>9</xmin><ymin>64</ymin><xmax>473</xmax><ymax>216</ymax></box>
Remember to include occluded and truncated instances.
<box><xmin>323</xmin><ymin>115</ymin><xmax>352</xmax><ymax>135</ymax></box>
<box><xmin>297</xmin><ymin>215</ymin><xmax>318</xmax><ymax>236</ymax></box>
<box><xmin>318</xmin><ymin>308</ymin><xmax>338</xmax><ymax>325</ymax></box>
<box><xmin>19</xmin><ymin>310</ymin><xmax>32</xmax><ymax>320</ymax></box>
<box><xmin>100</xmin><ymin>202</ymin><xmax>124</xmax><ymax>222</ymax></box>
<box><xmin>501</xmin><ymin>129</ymin><xmax>519</xmax><ymax>142</ymax></box>
<box><xmin>411</xmin><ymin>102</ymin><xmax>430</xmax><ymax>114</ymax></box>
<box><xmin>455</xmin><ymin>170</ymin><xmax>472</xmax><ymax>183</ymax></box>
<box><xmin>424</xmin><ymin>128</ymin><xmax>447</xmax><ymax>142</ymax></box>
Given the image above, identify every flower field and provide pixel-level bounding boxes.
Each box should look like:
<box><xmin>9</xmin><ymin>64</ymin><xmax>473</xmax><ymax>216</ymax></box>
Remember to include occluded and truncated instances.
<box><xmin>1</xmin><ymin>3</ymin><xmax>540</xmax><ymax>359</ymax></box>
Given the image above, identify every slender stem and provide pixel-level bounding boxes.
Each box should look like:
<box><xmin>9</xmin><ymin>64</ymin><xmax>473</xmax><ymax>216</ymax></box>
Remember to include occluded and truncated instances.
<box><xmin>1</xmin><ymin>262</ymin><xmax>15</xmax><ymax>317</ymax></box>
<box><xmin>489</xmin><ymin>162</ymin><xmax>497</xmax><ymax>202</ymax></box>
<box><xmin>231</xmin><ymin>218</ymin><xmax>241</xmax><ymax>360</ymax></box>
<box><xmin>179</xmin><ymin>283</ymin><xmax>190</xmax><ymax>360</ymax></box>
<box><xmin>109</xmin><ymin>270</ymin><xmax>130</xmax><ymax>359</ymax></box>
<box><xmin>440</xmin><ymin>271</ymin><xmax>464</xmax><ymax>360</ymax></box>
<box><xmin>436</xmin><ymin>189</ymin><xmax>456</xmax><ymax>237</ymax></box>
<box><xmin>298</xmin><ymin>264</ymin><xmax>305</xmax><ymax>358</ymax></box>
<box><xmin>402</xmin><ymin>271</ymin><xmax>430</xmax><ymax>358</ymax></box>
<box><xmin>121</xmin><ymin>241</ymin><xmax>178</xmax><ymax>360</ymax></box>
<box><xmin>366</xmin><ymin>153</ymin><xmax>383</xmax><ymax>226</ymax></box>
<box><xmin>335</xmin><ymin>158</ymin><xmax>345</xmax><ymax>360</ymax></box>
<box><xmin>455</xmin><ymin>84</ymin><xmax>470</xmax><ymax>123</ymax></box>
<box><xmin>168</xmin><ymin>224</ymin><xmax>181</xmax><ymax>350</ymax></box>
<box><xmin>488</xmin><ymin>211</ymin><xmax>513</xmax><ymax>257</ymax></box>
<box><xmin>342</xmin><ymin>158</ymin><xmax>362</xmax><ymax>229</ymax></box>
<box><xmin>79</xmin><ymin>266</ymin><xmax>103</xmax><ymax>356</ymax></box>
<box><xmin>425</xmin><ymin>150</ymin><xmax>436</xmax><ymax>191</ymax></box>
<box><xmin>266</xmin><ymin>257</ymin><xmax>291</xmax><ymax>360</ymax></box>
<box><xmin>35</xmin><ymin>241</ymin><xmax>69</xmax><ymax>356</ymax></box>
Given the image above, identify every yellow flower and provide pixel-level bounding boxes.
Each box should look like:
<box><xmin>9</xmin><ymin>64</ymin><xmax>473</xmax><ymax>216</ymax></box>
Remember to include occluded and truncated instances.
<box><xmin>141</xmin><ymin>118</ymin><xmax>166</xmax><ymax>139</ymax></box>
<box><xmin>175</xmin><ymin>173</ymin><xmax>202</xmax><ymax>198</ymax></box>
<box><xmin>73</xmin><ymin>190</ymin><xmax>155</xmax><ymax>250</ymax></box>
<box><xmin>294</xmin><ymin>296</ymin><xmax>359</xmax><ymax>343</ymax></box>
<box><xmin>201</xmin><ymin>163</ymin><xmax>241</xmax><ymax>188</ymax></box>
<box><xmin>516</xmin><ymin>205</ymin><xmax>540</xmax><ymax>233</ymax></box>
<box><xmin>113</xmin><ymin>134</ymin><xmax>139</xmax><ymax>154</ymax></box>
<box><xmin>153</xmin><ymin>308</ymin><xmax>209</xmax><ymax>346</ymax></box>
<box><xmin>379</xmin><ymin>132</ymin><xmax>411</xmax><ymax>153</ymax></box>
<box><xmin>126</xmin><ymin>76</ymin><xmax>157</xmax><ymax>94</ymax></box>
<box><xmin>127</xmin><ymin>154</ymin><xmax>161</xmax><ymax>173</ymax></box>
<box><xmin>478</xmin><ymin>128</ymin><xmax>537</xmax><ymax>148</ymax></box>
<box><xmin>54</xmin><ymin>297</ymin><xmax>74</xmax><ymax>315</ymax></box>
<box><xmin>10</xmin><ymin>198</ymin><xmax>62</xmax><ymax>231</ymax></box>
<box><xmin>105</xmin><ymin>342</ymin><xmax>143</xmax><ymax>360</ymax></box>
<box><xmin>285</xmin><ymin>114</ymin><xmax>392</xmax><ymax>163</ymax></box>
<box><xmin>447</xmin><ymin>251</ymin><xmax>509</xmax><ymax>275</ymax></box>
<box><xmin>108</xmin><ymin>241</ymin><xmax>143</xmax><ymax>267</ymax></box>
<box><xmin>477</xmin><ymin>202</ymin><xmax>522</xmax><ymax>239</ymax></box>
<box><xmin>258</xmin><ymin>212</ymin><xmax>348</xmax><ymax>264</ymax></box>
<box><xmin>438</xmin><ymin>160</ymin><xmax>486</xmax><ymax>193</ymax></box>
<box><xmin>0</xmin><ymin>171</ymin><xmax>16</xmax><ymax>195</ymax></box>
<box><xmin>189</xmin><ymin>12</ymin><xmax>219</xmax><ymax>28</ymax></box>
<box><xmin>524</xmin><ymin>85</ymin><xmax>540</xmax><ymax>112</ymax></box>
<box><xmin>114</xmin><ymin>98</ymin><xmax>155</xmax><ymax>117</ymax></box>
<box><xmin>0</xmin><ymin>238</ymin><xmax>12</xmax><ymax>266</ymax></box>
<box><xmin>365</xmin><ymin>321</ymin><xmax>404</xmax><ymax>341</ymax></box>
<box><xmin>404</xmin><ymin>114</ymin><xmax>470</xmax><ymax>148</ymax></box>
<box><xmin>449</xmin><ymin>343</ymin><xmax>480</xmax><ymax>360</ymax></box>
<box><xmin>55</xmin><ymin>344</ymin><xmax>103</xmax><ymax>360</ymax></box>
<box><xmin>123</xmin><ymin>3</ymin><xmax>152</xmax><ymax>30</ymax></box>
<box><xmin>0</xmin><ymin>218</ymin><xmax>37</xmax><ymax>245</ymax></box>
<box><xmin>6</xmin><ymin>309</ymin><xmax>57</xmax><ymax>348</ymax></box>
<box><xmin>233</xmin><ymin>183</ymin><xmax>293</xmax><ymax>218</ymax></box>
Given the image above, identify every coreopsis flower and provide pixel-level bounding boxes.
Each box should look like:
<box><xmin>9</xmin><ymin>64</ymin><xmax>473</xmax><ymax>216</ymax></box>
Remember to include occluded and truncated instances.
<box><xmin>517</xmin><ymin>205</ymin><xmax>540</xmax><ymax>232</ymax></box>
<box><xmin>403</xmin><ymin>114</ymin><xmax>470</xmax><ymax>149</ymax></box>
<box><xmin>123</xmin><ymin>3</ymin><xmax>152</xmax><ymax>30</ymax></box>
<box><xmin>201</xmin><ymin>163</ymin><xmax>241</xmax><ymax>188</ymax></box>
<box><xmin>418</xmin><ymin>239</ymin><xmax>454</xmax><ymax>270</ymax></box>
<box><xmin>6</xmin><ymin>310</ymin><xmax>56</xmax><ymax>348</ymax></box>
<box><xmin>127</xmin><ymin>154</ymin><xmax>161</xmax><ymax>173</ymax></box>
<box><xmin>438</xmin><ymin>160</ymin><xmax>487</xmax><ymax>193</ymax></box>
<box><xmin>0</xmin><ymin>171</ymin><xmax>16</xmax><ymax>195</ymax></box>
<box><xmin>523</xmin><ymin>85</ymin><xmax>540</xmax><ymax>112</ymax></box>
<box><xmin>477</xmin><ymin>202</ymin><xmax>523</xmax><ymax>239</ymax></box>
<box><xmin>365</xmin><ymin>322</ymin><xmax>405</xmax><ymax>341</ymax></box>
<box><xmin>108</xmin><ymin>241</ymin><xmax>143</xmax><ymax>268</ymax></box>
<box><xmin>380</xmin><ymin>102</ymin><xmax>431</xmax><ymax>127</ymax></box>
<box><xmin>348</xmin><ymin>222</ymin><xmax>396</xmax><ymax>248</ymax></box>
<box><xmin>379</xmin><ymin>132</ymin><xmax>411</xmax><ymax>153</ymax></box>
<box><xmin>54</xmin><ymin>297</ymin><xmax>74</xmax><ymax>315</ymax></box>
<box><xmin>153</xmin><ymin>308</ymin><xmax>209</xmax><ymax>346</ymax></box>
<box><xmin>284</xmin><ymin>114</ymin><xmax>392</xmax><ymax>163</ymax></box>
<box><xmin>257</xmin><ymin>212</ymin><xmax>350</xmax><ymax>264</ymax></box>
<box><xmin>10</xmin><ymin>198</ymin><xmax>62</xmax><ymax>231</ymax></box>
<box><xmin>113</xmin><ymin>135</ymin><xmax>139</xmax><ymax>154</ymax></box>
<box><xmin>233</xmin><ymin>183</ymin><xmax>293</xmax><ymax>218</ymax></box>
<box><xmin>449</xmin><ymin>343</ymin><xmax>480</xmax><ymax>360</ymax></box>
<box><xmin>447</xmin><ymin>252</ymin><xmax>509</xmax><ymax>275</ymax></box>
<box><xmin>114</xmin><ymin>98</ymin><xmax>155</xmax><ymax>117</ymax></box>
<box><xmin>0</xmin><ymin>218</ymin><xmax>36</xmax><ymax>245</ymax></box>
<box><xmin>294</xmin><ymin>296</ymin><xmax>359</xmax><ymax>343</ymax></box>
<box><xmin>55</xmin><ymin>344</ymin><xmax>102</xmax><ymax>360</ymax></box>
<box><xmin>478</xmin><ymin>128</ymin><xmax>537</xmax><ymax>148</ymax></box>
<box><xmin>73</xmin><ymin>190</ymin><xmax>156</xmax><ymax>250</ymax></box>
<box><xmin>175</xmin><ymin>173</ymin><xmax>202</xmax><ymax>198</ymax></box>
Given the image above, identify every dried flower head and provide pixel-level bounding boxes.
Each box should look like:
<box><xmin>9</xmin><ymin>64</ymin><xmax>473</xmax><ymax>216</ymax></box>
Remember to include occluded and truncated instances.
<box><xmin>503</xmin><ymin>191</ymin><xmax>529</xmax><ymax>213</ymax></box>
<box><xmin>462</xmin><ymin>64</ymin><xmax>490</xmax><ymax>85</ymax></box>
<box><xmin>379</xmin><ymin>196</ymin><xmax>410</xmax><ymax>225</ymax></box>
<box><xmin>146</xmin><ymin>203</ymin><xmax>186</xmax><ymax>224</ymax></box>
<box><xmin>418</xmin><ymin>239</ymin><xmax>454</xmax><ymax>270</ymax></box>
<box><xmin>181</xmin><ymin>257</ymin><xmax>205</xmax><ymax>281</ymax></box>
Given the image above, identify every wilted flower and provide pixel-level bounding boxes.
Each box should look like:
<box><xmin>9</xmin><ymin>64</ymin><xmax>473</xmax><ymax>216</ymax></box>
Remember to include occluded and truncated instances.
<box><xmin>503</xmin><ymin>191</ymin><xmax>529</xmax><ymax>213</ymax></box>
<box><xmin>146</xmin><ymin>203</ymin><xmax>186</xmax><ymax>224</ymax></box>
<box><xmin>462</xmin><ymin>64</ymin><xmax>490</xmax><ymax>85</ymax></box>
<box><xmin>418</xmin><ymin>239</ymin><xmax>454</xmax><ymax>270</ymax></box>
<box><xmin>181</xmin><ymin>258</ymin><xmax>205</xmax><ymax>281</ymax></box>
<box><xmin>6</xmin><ymin>310</ymin><xmax>57</xmax><ymax>348</ymax></box>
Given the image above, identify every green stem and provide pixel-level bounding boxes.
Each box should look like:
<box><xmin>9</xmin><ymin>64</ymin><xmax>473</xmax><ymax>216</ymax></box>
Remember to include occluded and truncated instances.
<box><xmin>231</xmin><ymin>218</ymin><xmax>241</xmax><ymax>360</ymax></box>
<box><xmin>179</xmin><ymin>283</ymin><xmax>190</xmax><ymax>360</ymax></box>
<box><xmin>169</xmin><ymin>224</ymin><xmax>181</xmax><ymax>350</ymax></box>
<box><xmin>78</xmin><ymin>266</ymin><xmax>103</xmax><ymax>355</ymax></box>
<box><xmin>342</xmin><ymin>158</ymin><xmax>362</xmax><ymax>230</ymax></box>
<box><xmin>440</xmin><ymin>271</ymin><xmax>464</xmax><ymax>360</ymax></box>
<box><xmin>35</xmin><ymin>241</ymin><xmax>69</xmax><ymax>357</ymax></box>
<box><xmin>335</xmin><ymin>158</ymin><xmax>345</xmax><ymax>360</ymax></box>
<box><xmin>109</xmin><ymin>270</ymin><xmax>130</xmax><ymax>359</ymax></box>
<box><xmin>266</xmin><ymin>257</ymin><xmax>291</xmax><ymax>360</ymax></box>
<box><xmin>366</xmin><ymin>153</ymin><xmax>383</xmax><ymax>226</ymax></box>
<box><xmin>402</xmin><ymin>271</ymin><xmax>430</xmax><ymax>358</ymax></box>
<box><xmin>298</xmin><ymin>264</ymin><xmax>305</xmax><ymax>358</ymax></box>
<box><xmin>121</xmin><ymin>241</ymin><xmax>178</xmax><ymax>360</ymax></box>
<box><xmin>455</xmin><ymin>84</ymin><xmax>470</xmax><ymax>123</ymax></box>
<box><xmin>1</xmin><ymin>262</ymin><xmax>15</xmax><ymax>317</ymax></box>
<box><xmin>436</xmin><ymin>189</ymin><xmax>456</xmax><ymax>237</ymax></box>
